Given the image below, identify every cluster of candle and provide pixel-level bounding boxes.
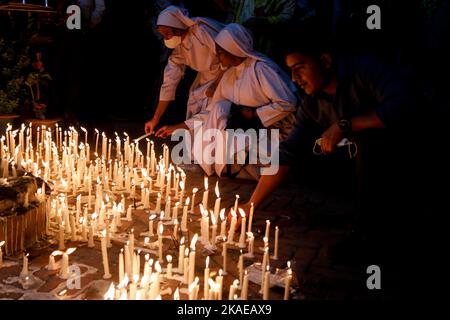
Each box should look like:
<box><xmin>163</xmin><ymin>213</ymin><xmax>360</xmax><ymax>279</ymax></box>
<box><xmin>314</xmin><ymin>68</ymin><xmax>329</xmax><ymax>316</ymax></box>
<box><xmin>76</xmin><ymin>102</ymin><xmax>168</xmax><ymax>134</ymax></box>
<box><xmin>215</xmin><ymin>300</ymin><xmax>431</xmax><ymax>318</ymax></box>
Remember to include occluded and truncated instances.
<box><xmin>0</xmin><ymin>123</ymin><xmax>292</xmax><ymax>300</ymax></box>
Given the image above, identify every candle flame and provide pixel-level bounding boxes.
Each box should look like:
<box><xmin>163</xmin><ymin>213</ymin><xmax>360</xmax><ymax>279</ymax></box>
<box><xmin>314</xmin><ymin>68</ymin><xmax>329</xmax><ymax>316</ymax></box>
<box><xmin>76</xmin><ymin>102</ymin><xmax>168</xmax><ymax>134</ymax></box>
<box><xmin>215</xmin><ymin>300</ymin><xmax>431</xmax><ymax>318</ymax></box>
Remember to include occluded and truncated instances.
<box><xmin>159</xmin><ymin>224</ymin><xmax>164</xmax><ymax>235</ymax></box>
<box><xmin>102</xmin><ymin>229</ymin><xmax>107</xmax><ymax>237</ymax></box>
<box><xmin>266</xmin><ymin>265</ymin><xmax>270</xmax><ymax>272</ymax></box>
<box><xmin>263</xmin><ymin>237</ymin><xmax>268</xmax><ymax>243</ymax></box>
<box><xmin>210</xmin><ymin>212</ymin><xmax>216</xmax><ymax>225</ymax></box>
<box><xmin>231</xmin><ymin>209</ymin><xmax>237</xmax><ymax>218</ymax></box>
<box><xmin>206</xmin><ymin>256</ymin><xmax>209</xmax><ymax>268</ymax></box>
<box><xmin>51</xmin><ymin>250</ymin><xmax>63</xmax><ymax>256</ymax></box>
<box><xmin>166</xmin><ymin>255</ymin><xmax>172</xmax><ymax>263</ymax></box>
<box><xmin>66</xmin><ymin>247</ymin><xmax>76</xmax><ymax>255</ymax></box>
<box><xmin>208</xmin><ymin>279</ymin><xmax>217</xmax><ymax>289</ymax></box>
<box><xmin>174</xmin><ymin>288</ymin><xmax>180</xmax><ymax>300</ymax></box>
<box><xmin>192</xmin><ymin>187</ymin><xmax>198</xmax><ymax>194</ymax></box>
<box><xmin>239</xmin><ymin>208</ymin><xmax>246</xmax><ymax>218</ymax></box>
<box><xmin>59</xmin><ymin>289</ymin><xmax>68</xmax><ymax>296</ymax></box>
<box><xmin>204</xmin><ymin>176</ymin><xmax>208</xmax><ymax>190</ymax></box>
<box><xmin>247</xmin><ymin>232</ymin><xmax>254</xmax><ymax>239</ymax></box>
<box><xmin>180</xmin><ymin>180</ymin><xmax>185</xmax><ymax>191</ymax></box>
<box><xmin>287</xmin><ymin>261</ymin><xmax>291</xmax><ymax>268</ymax></box>
<box><xmin>220</xmin><ymin>208</ymin><xmax>225</xmax><ymax>221</ymax></box>
<box><xmin>190</xmin><ymin>233</ymin><xmax>198</xmax><ymax>251</ymax></box>
<box><xmin>144</xmin><ymin>237</ymin><xmax>149</xmax><ymax>245</ymax></box>
<box><xmin>219</xmin><ymin>269</ymin><xmax>223</xmax><ymax>276</ymax></box>
<box><xmin>288</xmin><ymin>269</ymin><xmax>292</xmax><ymax>276</ymax></box>
<box><xmin>0</xmin><ymin>241</ymin><xmax>5</xmax><ymax>247</ymax></box>
<box><xmin>149</xmin><ymin>214</ymin><xmax>157</xmax><ymax>220</ymax></box>
<box><xmin>185</xmin><ymin>248</ymin><xmax>189</xmax><ymax>257</ymax></box>
<box><xmin>133</xmin><ymin>274</ymin><xmax>139</xmax><ymax>283</ymax></box>
<box><xmin>215</xmin><ymin>181</ymin><xmax>220</xmax><ymax>198</ymax></box>
<box><xmin>185</xmin><ymin>197</ymin><xmax>190</xmax><ymax>206</ymax></box>
<box><xmin>145</xmin><ymin>253</ymin><xmax>149</xmax><ymax>261</ymax></box>
<box><xmin>119</xmin><ymin>274</ymin><xmax>129</xmax><ymax>288</ymax></box>
<box><xmin>233</xmin><ymin>279</ymin><xmax>239</xmax><ymax>287</ymax></box>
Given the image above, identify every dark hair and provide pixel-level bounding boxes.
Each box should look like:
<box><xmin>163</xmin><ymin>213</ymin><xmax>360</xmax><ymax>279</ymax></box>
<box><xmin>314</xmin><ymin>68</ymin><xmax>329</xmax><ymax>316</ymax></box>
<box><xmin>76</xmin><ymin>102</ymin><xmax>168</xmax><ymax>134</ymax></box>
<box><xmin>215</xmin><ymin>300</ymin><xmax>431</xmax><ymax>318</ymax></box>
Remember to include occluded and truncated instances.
<box><xmin>282</xmin><ymin>21</ymin><xmax>334</xmax><ymax>59</ymax></box>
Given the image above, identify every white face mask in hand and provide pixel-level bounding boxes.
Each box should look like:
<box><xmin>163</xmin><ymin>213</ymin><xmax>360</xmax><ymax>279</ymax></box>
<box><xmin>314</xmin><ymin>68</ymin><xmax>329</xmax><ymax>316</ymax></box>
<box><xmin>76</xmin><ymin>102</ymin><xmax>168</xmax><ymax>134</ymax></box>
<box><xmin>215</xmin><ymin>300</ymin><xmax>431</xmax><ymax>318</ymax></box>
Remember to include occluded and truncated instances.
<box><xmin>313</xmin><ymin>138</ymin><xmax>358</xmax><ymax>159</ymax></box>
<box><xmin>164</xmin><ymin>36</ymin><xmax>182</xmax><ymax>49</ymax></box>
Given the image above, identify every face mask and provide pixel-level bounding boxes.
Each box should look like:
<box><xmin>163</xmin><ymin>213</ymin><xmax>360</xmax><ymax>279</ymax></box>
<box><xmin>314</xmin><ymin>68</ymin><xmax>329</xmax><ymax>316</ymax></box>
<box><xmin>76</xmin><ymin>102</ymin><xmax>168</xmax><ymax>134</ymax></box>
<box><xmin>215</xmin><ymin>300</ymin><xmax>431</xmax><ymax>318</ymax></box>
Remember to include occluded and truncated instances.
<box><xmin>313</xmin><ymin>138</ymin><xmax>358</xmax><ymax>159</ymax></box>
<box><xmin>164</xmin><ymin>36</ymin><xmax>182</xmax><ymax>49</ymax></box>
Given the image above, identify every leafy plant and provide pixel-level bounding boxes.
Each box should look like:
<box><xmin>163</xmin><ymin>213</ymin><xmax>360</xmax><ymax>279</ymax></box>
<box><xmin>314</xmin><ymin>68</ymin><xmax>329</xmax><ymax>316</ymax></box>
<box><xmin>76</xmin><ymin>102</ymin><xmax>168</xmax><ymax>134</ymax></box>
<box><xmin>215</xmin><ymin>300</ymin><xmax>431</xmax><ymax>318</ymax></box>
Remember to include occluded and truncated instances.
<box><xmin>0</xmin><ymin>37</ymin><xmax>51</xmax><ymax>118</ymax></box>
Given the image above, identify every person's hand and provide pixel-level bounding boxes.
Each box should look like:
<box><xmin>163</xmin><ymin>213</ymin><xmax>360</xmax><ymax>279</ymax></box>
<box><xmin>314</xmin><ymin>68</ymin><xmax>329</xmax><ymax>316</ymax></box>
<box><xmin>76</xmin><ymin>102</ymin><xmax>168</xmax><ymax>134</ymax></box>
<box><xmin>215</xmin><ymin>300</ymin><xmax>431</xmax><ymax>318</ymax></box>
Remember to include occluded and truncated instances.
<box><xmin>155</xmin><ymin>125</ymin><xmax>176</xmax><ymax>138</ymax></box>
<box><xmin>320</xmin><ymin>122</ymin><xmax>344</xmax><ymax>154</ymax></box>
<box><xmin>145</xmin><ymin>118</ymin><xmax>158</xmax><ymax>134</ymax></box>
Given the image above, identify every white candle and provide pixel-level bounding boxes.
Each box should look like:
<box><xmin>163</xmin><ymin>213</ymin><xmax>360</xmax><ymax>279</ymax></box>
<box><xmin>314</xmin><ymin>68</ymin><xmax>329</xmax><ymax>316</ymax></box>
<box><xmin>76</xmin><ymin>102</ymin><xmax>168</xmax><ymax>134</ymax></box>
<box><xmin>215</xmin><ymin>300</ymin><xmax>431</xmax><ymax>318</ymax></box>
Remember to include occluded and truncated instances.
<box><xmin>59</xmin><ymin>221</ymin><xmax>65</xmax><ymax>250</ymax></box>
<box><xmin>172</xmin><ymin>202</ymin><xmax>179</xmax><ymax>222</ymax></box>
<box><xmin>164</xmin><ymin>196</ymin><xmax>171</xmax><ymax>219</ymax></box>
<box><xmin>216</xmin><ymin>270</ymin><xmax>223</xmax><ymax>300</ymax></box>
<box><xmin>219</xmin><ymin>209</ymin><xmax>226</xmax><ymax>238</ymax></box>
<box><xmin>88</xmin><ymin>220</ymin><xmax>95</xmax><ymax>248</ymax></box>
<box><xmin>166</xmin><ymin>255</ymin><xmax>173</xmax><ymax>278</ymax></box>
<box><xmin>241</xmin><ymin>270</ymin><xmax>249</xmax><ymax>300</ymax></box>
<box><xmin>190</xmin><ymin>188</ymin><xmax>198</xmax><ymax>213</ymax></box>
<box><xmin>188</xmin><ymin>234</ymin><xmax>198</xmax><ymax>285</ymax></box>
<box><xmin>183</xmin><ymin>248</ymin><xmax>189</xmax><ymax>284</ymax></box>
<box><xmin>202</xmin><ymin>177</ymin><xmax>209</xmax><ymax>210</ymax></box>
<box><xmin>222</xmin><ymin>238</ymin><xmax>227</xmax><ymax>275</ymax></box>
<box><xmin>238</xmin><ymin>251</ymin><xmax>244</xmax><ymax>286</ymax></box>
<box><xmin>101</xmin><ymin>230</ymin><xmax>112</xmax><ymax>279</ymax></box>
<box><xmin>284</xmin><ymin>263</ymin><xmax>292</xmax><ymax>300</ymax></box>
<box><xmin>247</xmin><ymin>232</ymin><xmax>255</xmax><ymax>257</ymax></box>
<box><xmin>124</xmin><ymin>242</ymin><xmax>131</xmax><ymax>277</ymax></box>
<box><xmin>47</xmin><ymin>251</ymin><xmax>60</xmax><ymax>271</ymax></box>
<box><xmin>173</xmin><ymin>219</ymin><xmax>179</xmax><ymax>240</ymax></box>
<box><xmin>263</xmin><ymin>265</ymin><xmax>270</xmax><ymax>300</ymax></box>
<box><xmin>181</xmin><ymin>197</ymin><xmax>190</xmax><ymax>232</ymax></box>
<box><xmin>247</xmin><ymin>203</ymin><xmax>254</xmax><ymax>233</ymax></box>
<box><xmin>238</xmin><ymin>209</ymin><xmax>246</xmax><ymax>248</ymax></box>
<box><xmin>228</xmin><ymin>279</ymin><xmax>239</xmax><ymax>300</ymax></box>
<box><xmin>227</xmin><ymin>209</ymin><xmax>237</xmax><ymax>244</ymax></box>
<box><xmin>261</xmin><ymin>247</ymin><xmax>269</xmax><ymax>290</ymax></box>
<box><xmin>204</xmin><ymin>256</ymin><xmax>210</xmax><ymax>300</ymax></box>
<box><xmin>272</xmin><ymin>226</ymin><xmax>279</xmax><ymax>260</ymax></box>
<box><xmin>129</xmin><ymin>229</ymin><xmax>135</xmax><ymax>254</ymax></box>
<box><xmin>158</xmin><ymin>224</ymin><xmax>164</xmax><ymax>263</ymax></box>
<box><xmin>20</xmin><ymin>253</ymin><xmax>29</xmax><ymax>277</ymax></box>
<box><xmin>210</xmin><ymin>212</ymin><xmax>217</xmax><ymax>245</ymax></box>
<box><xmin>178</xmin><ymin>237</ymin><xmax>185</xmax><ymax>273</ymax></box>
<box><xmin>154</xmin><ymin>192</ymin><xmax>161</xmax><ymax>214</ymax></box>
<box><xmin>59</xmin><ymin>248</ymin><xmax>76</xmax><ymax>279</ymax></box>
<box><xmin>265</xmin><ymin>220</ymin><xmax>271</xmax><ymax>240</ymax></box>
<box><xmin>233</xmin><ymin>194</ymin><xmax>239</xmax><ymax>213</ymax></box>
<box><xmin>119</xmin><ymin>249</ymin><xmax>124</xmax><ymax>283</ymax></box>
<box><xmin>213</xmin><ymin>181</ymin><xmax>221</xmax><ymax>222</ymax></box>
<box><xmin>148</xmin><ymin>214</ymin><xmax>156</xmax><ymax>236</ymax></box>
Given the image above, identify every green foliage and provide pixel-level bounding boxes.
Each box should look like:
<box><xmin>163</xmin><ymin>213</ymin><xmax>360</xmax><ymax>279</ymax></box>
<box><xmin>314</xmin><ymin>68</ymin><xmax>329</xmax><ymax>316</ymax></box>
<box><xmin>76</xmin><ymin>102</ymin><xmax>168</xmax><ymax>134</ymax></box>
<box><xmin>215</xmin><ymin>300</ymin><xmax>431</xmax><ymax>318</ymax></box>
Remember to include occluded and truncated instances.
<box><xmin>0</xmin><ymin>37</ymin><xmax>51</xmax><ymax>117</ymax></box>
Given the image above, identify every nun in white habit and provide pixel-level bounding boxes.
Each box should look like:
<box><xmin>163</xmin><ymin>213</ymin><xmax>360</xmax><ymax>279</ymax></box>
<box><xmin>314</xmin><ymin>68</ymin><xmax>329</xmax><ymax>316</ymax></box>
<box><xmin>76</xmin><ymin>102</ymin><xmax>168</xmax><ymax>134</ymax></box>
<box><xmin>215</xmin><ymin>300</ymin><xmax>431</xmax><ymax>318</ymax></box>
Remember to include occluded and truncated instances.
<box><xmin>194</xmin><ymin>23</ymin><xmax>298</xmax><ymax>178</ymax></box>
<box><xmin>144</xmin><ymin>6</ymin><xmax>225</xmax><ymax>137</ymax></box>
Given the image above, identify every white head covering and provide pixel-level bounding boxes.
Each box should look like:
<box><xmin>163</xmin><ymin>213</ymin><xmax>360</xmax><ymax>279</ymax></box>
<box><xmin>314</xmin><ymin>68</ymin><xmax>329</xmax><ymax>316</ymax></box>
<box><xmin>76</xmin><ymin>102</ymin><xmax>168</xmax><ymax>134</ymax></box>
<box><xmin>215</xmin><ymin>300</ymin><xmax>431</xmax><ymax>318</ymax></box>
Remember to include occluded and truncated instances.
<box><xmin>157</xmin><ymin>6</ymin><xmax>223</xmax><ymax>32</ymax></box>
<box><xmin>157</xmin><ymin>6</ymin><xmax>193</xmax><ymax>30</ymax></box>
<box><xmin>214</xmin><ymin>23</ymin><xmax>269</xmax><ymax>62</ymax></box>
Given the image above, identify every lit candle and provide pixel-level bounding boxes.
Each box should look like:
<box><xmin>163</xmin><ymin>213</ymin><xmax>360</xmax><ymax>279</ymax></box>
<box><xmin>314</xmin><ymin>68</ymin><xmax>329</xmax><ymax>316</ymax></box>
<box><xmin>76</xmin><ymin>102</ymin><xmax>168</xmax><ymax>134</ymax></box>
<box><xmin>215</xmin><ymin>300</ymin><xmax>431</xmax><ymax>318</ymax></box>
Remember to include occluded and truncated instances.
<box><xmin>190</xmin><ymin>188</ymin><xmax>198</xmax><ymax>213</ymax></box>
<box><xmin>227</xmin><ymin>209</ymin><xmax>237</xmax><ymax>244</ymax></box>
<box><xmin>47</xmin><ymin>250</ymin><xmax>61</xmax><ymax>271</ymax></box>
<box><xmin>247</xmin><ymin>203</ymin><xmax>254</xmax><ymax>233</ymax></box>
<box><xmin>247</xmin><ymin>232</ymin><xmax>254</xmax><ymax>258</ymax></box>
<box><xmin>261</xmin><ymin>247</ymin><xmax>269</xmax><ymax>290</ymax></box>
<box><xmin>265</xmin><ymin>220</ymin><xmax>271</xmax><ymax>240</ymax></box>
<box><xmin>263</xmin><ymin>265</ymin><xmax>270</xmax><ymax>300</ymax></box>
<box><xmin>238</xmin><ymin>209</ymin><xmax>246</xmax><ymax>248</ymax></box>
<box><xmin>20</xmin><ymin>253</ymin><xmax>29</xmax><ymax>277</ymax></box>
<box><xmin>178</xmin><ymin>237</ymin><xmax>185</xmax><ymax>273</ymax></box>
<box><xmin>164</xmin><ymin>196</ymin><xmax>171</xmax><ymax>219</ymax></box>
<box><xmin>213</xmin><ymin>181</ymin><xmax>221</xmax><ymax>222</ymax></box>
<box><xmin>95</xmin><ymin>129</ymin><xmax>99</xmax><ymax>155</ymax></box>
<box><xmin>181</xmin><ymin>197</ymin><xmax>190</xmax><ymax>232</ymax></box>
<box><xmin>88</xmin><ymin>220</ymin><xmax>95</xmax><ymax>248</ymax></box>
<box><xmin>101</xmin><ymin>230</ymin><xmax>112</xmax><ymax>279</ymax></box>
<box><xmin>204</xmin><ymin>256</ymin><xmax>210</xmax><ymax>300</ymax></box>
<box><xmin>166</xmin><ymin>255</ymin><xmax>173</xmax><ymax>278</ymax></box>
<box><xmin>188</xmin><ymin>277</ymin><xmax>199</xmax><ymax>300</ymax></box>
<box><xmin>148</xmin><ymin>214</ymin><xmax>156</xmax><ymax>236</ymax></box>
<box><xmin>188</xmin><ymin>234</ymin><xmax>198</xmax><ymax>285</ymax></box>
<box><xmin>202</xmin><ymin>177</ymin><xmax>209</xmax><ymax>210</ymax></box>
<box><xmin>158</xmin><ymin>224</ymin><xmax>164</xmax><ymax>263</ymax></box>
<box><xmin>216</xmin><ymin>269</ymin><xmax>223</xmax><ymax>300</ymax></box>
<box><xmin>219</xmin><ymin>209</ymin><xmax>226</xmax><ymax>239</ymax></box>
<box><xmin>284</xmin><ymin>262</ymin><xmax>292</xmax><ymax>300</ymax></box>
<box><xmin>172</xmin><ymin>202</ymin><xmax>179</xmax><ymax>222</ymax></box>
<box><xmin>233</xmin><ymin>194</ymin><xmax>239</xmax><ymax>213</ymax></box>
<box><xmin>153</xmin><ymin>192</ymin><xmax>161</xmax><ymax>214</ymax></box>
<box><xmin>210</xmin><ymin>212</ymin><xmax>217</xmax><ymax>245</ymax></box>
<box><xmin>129</xmin><ymin>229</ymin><xmax>135</xmax><ymax>254</ymax></box>
<box><xmin>173</xmin><ymin>219</ymin><xmax>179</xmax><ymax>240</ymax></box>
<box><xmin>272</xmin><ymin>226</ymin><xmax>279</xmax><ymax>260</ymax></box>
<box><xmin>124</xmin><ymin>242</ymin><xmax>131</xmax><ymax>277</ymax></box>
<box><xmin>228</xmin><ymin>279</ymin><xmax>239</xmax><ymax>300</ymax></box>
<box><xmin>241</xmin><ymin>270</ymin><xmax>249</xmax><ymax>300</ymax></box>
<box><xmin>222</xmin><ymin>237</ymin><xmax>228</xmax><ymax>275</ymax></box>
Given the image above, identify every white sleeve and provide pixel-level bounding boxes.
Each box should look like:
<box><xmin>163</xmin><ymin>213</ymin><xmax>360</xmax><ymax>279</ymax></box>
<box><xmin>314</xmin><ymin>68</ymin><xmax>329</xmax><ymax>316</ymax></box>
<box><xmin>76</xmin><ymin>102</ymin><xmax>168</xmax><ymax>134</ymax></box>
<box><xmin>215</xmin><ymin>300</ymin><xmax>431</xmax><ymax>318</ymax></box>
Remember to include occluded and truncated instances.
<box><xmin>254</xmin><ymin>62</ymin><xmax>297</xmax><ymax>127</ymax></box>
<box><xmin>159</xmin><ymin>49</ymin><xmax>186</xmax><ymax>102</ymax></box>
